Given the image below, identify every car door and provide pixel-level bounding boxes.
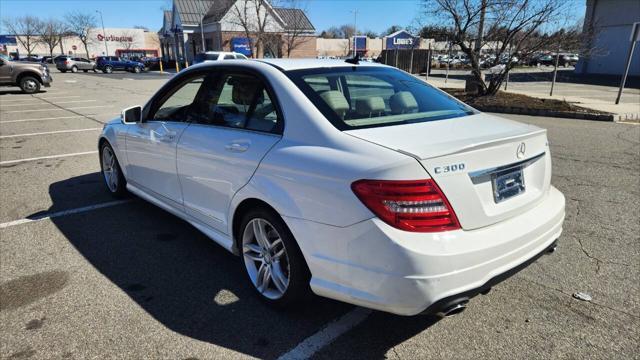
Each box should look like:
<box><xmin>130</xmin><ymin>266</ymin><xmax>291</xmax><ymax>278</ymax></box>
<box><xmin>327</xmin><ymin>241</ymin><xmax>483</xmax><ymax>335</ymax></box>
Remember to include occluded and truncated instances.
<box><xmin>0</xmin><ymin>58</ymin><xmax>12</xmax><ymax>84</ymax></box>
<box><xmin>177</xmin><ymin>70</ymin><xmax>283</xmax><ymax>234</ymax></box>
<box><xmin>125</xmin><ymin>73</ymin><xmax>207</xmax><ymax>209</ymax></box>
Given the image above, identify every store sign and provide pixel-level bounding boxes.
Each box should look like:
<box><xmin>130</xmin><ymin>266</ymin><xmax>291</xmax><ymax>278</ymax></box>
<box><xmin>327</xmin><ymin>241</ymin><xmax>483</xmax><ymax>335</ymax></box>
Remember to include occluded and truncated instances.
<box><xmin>385</xmin><ymin>30</ymin><xmax>418</xmax><ymax>50</ymax></box>
<box><xmin>231</xmin><ymin>37</ymin><xmax>252</xmax><ymax>56</ymax></box>
<box><xmin>0</xmin><ymin>35</ymin><xmax>17</xmax><ymax>46</ymax></box>
<box><xmin>97</xmin><ymin>34</ymin><xmax>133</xmax><ymax>42</ymax></box>
<box><xmin>352</xmin><ymin>36</ymin><xmax>367</xmax><ymax>51</ymax></box>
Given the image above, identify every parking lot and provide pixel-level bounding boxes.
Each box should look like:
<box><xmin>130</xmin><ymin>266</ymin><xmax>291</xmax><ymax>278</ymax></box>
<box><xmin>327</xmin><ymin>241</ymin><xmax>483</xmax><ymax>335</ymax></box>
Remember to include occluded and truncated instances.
<box><xmin>0</xmin><ymin>71</ymin><xmax>638</xmax><ymax>359</ymax></box>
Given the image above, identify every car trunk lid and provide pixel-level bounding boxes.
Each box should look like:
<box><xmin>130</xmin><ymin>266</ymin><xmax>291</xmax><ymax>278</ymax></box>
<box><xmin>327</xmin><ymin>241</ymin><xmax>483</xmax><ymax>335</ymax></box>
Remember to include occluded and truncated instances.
<box><xmin>346</xmin><ymin>113</ymin><xmax>551</xmax><ymax>230</ymax></box>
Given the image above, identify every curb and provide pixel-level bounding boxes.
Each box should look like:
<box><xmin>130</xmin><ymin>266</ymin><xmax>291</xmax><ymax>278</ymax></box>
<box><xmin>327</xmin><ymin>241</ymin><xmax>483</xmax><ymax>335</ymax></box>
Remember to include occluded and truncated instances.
<box><xmin>474</xmin><ymin>105</ymin><xmax>615</xmax><ymax>121</ymax></box>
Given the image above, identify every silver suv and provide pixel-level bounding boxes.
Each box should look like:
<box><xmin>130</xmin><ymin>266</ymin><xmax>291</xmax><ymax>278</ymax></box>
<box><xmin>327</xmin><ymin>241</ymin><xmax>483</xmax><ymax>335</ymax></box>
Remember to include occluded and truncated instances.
<box><xmin>55</xmin><ymin>56</ymin><xmax>96</xmax><ymax>73</ymax></box>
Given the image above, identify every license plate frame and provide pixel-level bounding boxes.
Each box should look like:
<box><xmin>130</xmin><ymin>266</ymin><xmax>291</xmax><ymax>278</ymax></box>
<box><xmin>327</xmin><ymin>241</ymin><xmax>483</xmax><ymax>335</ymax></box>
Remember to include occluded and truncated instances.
<box><xmin>491</xmin><ymin>166</ymin><xmax>526</xmax><ymax>203</ymax></box>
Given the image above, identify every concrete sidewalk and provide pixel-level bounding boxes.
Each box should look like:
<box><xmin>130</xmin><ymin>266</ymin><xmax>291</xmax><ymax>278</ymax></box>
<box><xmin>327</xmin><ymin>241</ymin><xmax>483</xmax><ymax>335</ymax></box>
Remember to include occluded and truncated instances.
<box><xmin>423</xmin><ymin>74</ymin><xmax>640</xmax><ymax>122</ymax></box>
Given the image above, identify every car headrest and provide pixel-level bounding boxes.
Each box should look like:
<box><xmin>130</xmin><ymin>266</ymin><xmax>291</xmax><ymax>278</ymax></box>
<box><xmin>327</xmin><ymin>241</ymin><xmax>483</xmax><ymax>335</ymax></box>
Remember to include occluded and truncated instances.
<box><xmin>355</xmin><ymin>97</ymin><xmax>385</xmax><ymax>117</ymax></box>
<box><xmin>232</xmin><ymin>79</ymin><xmax>263</xmax><ymax>105</ymax></box>
<box><xmin>390</xmin><ymin>91</ymin><xmax>418</xmax><ymax>114</ymax></box>
<box><xmin>320</xmin><ymin>90</ymin><xmax>350</xmax><ymax>119</ymax></box>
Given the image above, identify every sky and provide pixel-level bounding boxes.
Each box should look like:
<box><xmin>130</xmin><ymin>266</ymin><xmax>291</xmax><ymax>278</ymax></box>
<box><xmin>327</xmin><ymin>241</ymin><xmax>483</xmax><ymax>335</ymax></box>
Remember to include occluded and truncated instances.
<box><xmin>0</xmin><ymin>0</ymin><xmax>583</xmax><ymax>35</ymax></box>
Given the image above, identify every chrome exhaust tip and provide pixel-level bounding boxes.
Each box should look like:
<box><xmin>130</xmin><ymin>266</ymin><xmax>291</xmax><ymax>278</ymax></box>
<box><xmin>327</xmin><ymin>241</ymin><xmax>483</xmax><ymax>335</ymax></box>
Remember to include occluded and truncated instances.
<box><xmin>437</xmin><ymin>300</ymin><xmax>468</xmax><ymax>318</ymax></box>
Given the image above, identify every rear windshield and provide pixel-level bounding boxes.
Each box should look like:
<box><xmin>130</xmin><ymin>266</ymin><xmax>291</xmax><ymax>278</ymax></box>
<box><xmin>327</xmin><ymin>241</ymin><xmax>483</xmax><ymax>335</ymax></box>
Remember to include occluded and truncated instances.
<box><xmin>286</xmin><ymin>67</ymin><xmax>475</xmax><ymax>130</ymax></box>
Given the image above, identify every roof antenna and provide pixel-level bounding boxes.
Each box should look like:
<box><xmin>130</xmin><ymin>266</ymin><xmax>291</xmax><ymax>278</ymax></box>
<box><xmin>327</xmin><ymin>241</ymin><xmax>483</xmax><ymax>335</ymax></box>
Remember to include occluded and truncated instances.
<box><xmin>345</xmin><ymin>53</ymin><xmax>360</xmax><ymax>65</ymax></box>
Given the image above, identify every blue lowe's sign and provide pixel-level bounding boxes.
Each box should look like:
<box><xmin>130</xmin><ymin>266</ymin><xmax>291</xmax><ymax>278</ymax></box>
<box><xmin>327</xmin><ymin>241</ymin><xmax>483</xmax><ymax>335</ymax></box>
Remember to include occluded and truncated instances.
<box><xmin>0</xmin><ymin>35</ymin><xmax>17</xmax><ymax>45</ymax></box>
<box><xmin>385</xmin><ymin>30</ymin><xmax>418</xmax><ymax>50</ymax></box>
<box><xmin>231</xmin><ymin>37</ymin><xmax>252</xmax><ymax>56</ymax></box>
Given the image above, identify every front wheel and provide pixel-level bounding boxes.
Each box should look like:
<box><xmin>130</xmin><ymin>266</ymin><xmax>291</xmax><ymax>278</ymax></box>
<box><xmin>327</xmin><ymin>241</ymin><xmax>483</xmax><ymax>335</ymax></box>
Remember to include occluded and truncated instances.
<box><xmin>240</xmin><ymin>208</ymin><xmax>311</xmax><ymax>307</ymax></box>
<box><xmin>100</xmin><ymin>142</ymin><xmax>127</xmax><ymax>197</ymax></box>
<box><xmin>133</xmin><ymin>66</ymin><xmax>141</xmax><ymax>73</ymax></box>
<box><xmin>19</xmin><ymin>76</ymin><xmax>40</xmax><ymax>94</ymax></box>
<box><xmin>71</xmin><ymin>66</ymin><xmax>78</xmax><ymax>73</ymax></box>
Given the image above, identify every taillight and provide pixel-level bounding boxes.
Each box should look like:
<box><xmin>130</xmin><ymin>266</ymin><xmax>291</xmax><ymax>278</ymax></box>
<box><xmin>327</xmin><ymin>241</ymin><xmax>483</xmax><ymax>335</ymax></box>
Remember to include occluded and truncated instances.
<box><xmin>351</xmin><ymin>179</ymin><xmax>460</xmax><ymax>232</ymax></box>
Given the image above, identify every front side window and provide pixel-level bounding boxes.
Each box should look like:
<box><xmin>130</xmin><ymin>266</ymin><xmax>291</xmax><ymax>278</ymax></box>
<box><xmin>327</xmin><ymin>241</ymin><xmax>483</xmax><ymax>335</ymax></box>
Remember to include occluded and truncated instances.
<box><xmin>152</xmin><ymin>75</ymin><xmax>206</xmax><ymax>122</ymax></box>
<box><xmin>286</xmin><ymin>67</ymin><xmax>475</xmax><ymax>130</ymax></box>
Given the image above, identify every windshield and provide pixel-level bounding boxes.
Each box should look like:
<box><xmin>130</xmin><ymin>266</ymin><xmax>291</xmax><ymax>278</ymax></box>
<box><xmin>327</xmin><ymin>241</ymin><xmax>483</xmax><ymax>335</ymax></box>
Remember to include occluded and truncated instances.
<box><xmin>0</xmin><ymin>54</ymin><xmax>11</xmax><ymax>62</ymax></box>
<box><xmin>286</xmin><ymin>67</ymin><xmax>475</xmax><ymax>130</ymax></box>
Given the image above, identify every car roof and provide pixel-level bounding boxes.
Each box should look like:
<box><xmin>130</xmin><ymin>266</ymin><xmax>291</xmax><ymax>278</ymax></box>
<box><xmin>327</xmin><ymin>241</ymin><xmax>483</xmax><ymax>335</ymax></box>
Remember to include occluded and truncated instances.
<box><xmin>255</xmin><ymin>58</ymin><xmax>385</xmax><ymax>71</ymax></box>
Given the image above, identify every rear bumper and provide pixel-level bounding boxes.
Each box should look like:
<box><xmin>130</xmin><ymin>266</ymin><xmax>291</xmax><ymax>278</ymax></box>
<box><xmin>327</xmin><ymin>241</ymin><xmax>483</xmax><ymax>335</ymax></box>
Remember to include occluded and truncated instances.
<box><xmin>284</xmin><ymin>186</ymin><xmax>565</xmax><ymax>316</ymax></box>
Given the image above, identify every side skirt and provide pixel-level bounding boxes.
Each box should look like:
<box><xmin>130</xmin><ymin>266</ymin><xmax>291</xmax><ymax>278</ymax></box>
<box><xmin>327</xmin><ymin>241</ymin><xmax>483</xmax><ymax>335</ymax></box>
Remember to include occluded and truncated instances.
<box><xmin>126</xmin><ymin>183</ymin><xmax>237</xmax><ymax>255</ymax></box>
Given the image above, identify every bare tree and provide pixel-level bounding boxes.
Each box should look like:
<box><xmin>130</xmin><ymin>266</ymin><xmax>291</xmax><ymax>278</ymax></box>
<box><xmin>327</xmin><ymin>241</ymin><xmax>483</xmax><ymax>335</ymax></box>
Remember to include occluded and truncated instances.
<box><xmin>65</xmin><ymin>11</ymin><xmax>97</xmax><ymax>58</ymax></box>
<box><xmin>227</xmin><ymin>0</ymin><xmax>278</xmax><ymax>58</ymax></box>
<box><xmin>2</xmin><ymin>16</ymin><xmax>42</xmax><ymax>57</ymax></box>
<box><xmin>422</xmin><ymin>0</ymin><xmax>568</xmax><ymax>96</ymax></box>
<box><xmin>279</xmin><ymin>0</ymin><xmax>313</xmax><ymax>57</ymax></box>
<box><xmin>38</xmin><ymin>19</ymin><xmax>67</xmax><ymax>58</ymax></box>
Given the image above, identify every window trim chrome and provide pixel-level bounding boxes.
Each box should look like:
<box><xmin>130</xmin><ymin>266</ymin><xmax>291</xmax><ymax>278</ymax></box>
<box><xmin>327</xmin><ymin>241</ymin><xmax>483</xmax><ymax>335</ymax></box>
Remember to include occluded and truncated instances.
<box><xmin>468</xmin><ymin>152</ymin><xmax>546</xmax><ymax>179</ymax></box>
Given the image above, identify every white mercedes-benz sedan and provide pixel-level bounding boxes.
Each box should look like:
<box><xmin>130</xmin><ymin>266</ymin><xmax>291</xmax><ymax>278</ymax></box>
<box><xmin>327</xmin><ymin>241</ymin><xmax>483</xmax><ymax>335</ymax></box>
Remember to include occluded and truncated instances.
<box><xmin>98</xmin><ymin>59</ymin><xmax>565</xmax><ymax>316</ymax></box>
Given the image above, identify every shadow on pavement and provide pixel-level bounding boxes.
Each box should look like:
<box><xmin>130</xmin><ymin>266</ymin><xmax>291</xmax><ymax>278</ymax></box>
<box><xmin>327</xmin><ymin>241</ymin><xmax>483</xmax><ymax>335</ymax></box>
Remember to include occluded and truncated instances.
<box><xmin>47</xmin><ymin>173</ymin><xmax>444</xmax><ymax>358</ymax></box>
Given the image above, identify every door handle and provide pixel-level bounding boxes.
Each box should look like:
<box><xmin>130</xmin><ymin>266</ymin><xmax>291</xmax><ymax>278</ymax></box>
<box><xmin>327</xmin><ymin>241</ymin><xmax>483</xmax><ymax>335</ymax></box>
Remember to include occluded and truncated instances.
<box><xmin>225</xmin><ymin>142</ymin><xmax>249</xmax><ymax>152</ymax></box>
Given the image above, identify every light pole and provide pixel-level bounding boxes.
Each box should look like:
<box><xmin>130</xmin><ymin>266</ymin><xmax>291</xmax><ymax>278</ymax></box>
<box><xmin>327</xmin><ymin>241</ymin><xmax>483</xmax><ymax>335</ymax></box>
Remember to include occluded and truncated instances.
<box><xmin>350</xmin><ymin>9</ymin><xmax>359</xmax><ymax>57</ymax></box>
<box><xmin>96</xmin><ymin>10</ymin><xmax>108</xmax><ymax>55</ymax></box>
<box><xmin>198</xmin><ymin>1</ymin><xmax>206</xmax><ymax>52</ymax></box>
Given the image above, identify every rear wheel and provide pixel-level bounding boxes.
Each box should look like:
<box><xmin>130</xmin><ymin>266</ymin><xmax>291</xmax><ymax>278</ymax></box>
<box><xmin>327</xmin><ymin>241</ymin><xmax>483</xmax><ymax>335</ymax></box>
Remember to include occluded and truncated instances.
<box><xmin>133</xmin><ymin>66</ymin><xmax>141</xmax><ymax>73</ymax></box>
<box><xmin>71</xmin><ymin>65</ymin><xmax>78</xmax><ymax>73</ymax></box>
<box><xmin>240</xmin><ymin>207</ymin><xmax>311</xmax><ymax>307</ymax></box>
<box><xmin>99</xmin><ymin>142</ymin><xmax>127</xmax><ymax>197</ymax></box>
<box><xmin>19</xmin><ymin>76</ymin><xmax>40</xmax><ymax>94</ymax></box>
<box><xmin>83</xmin><ymin>69</ymin><xmax>88</xmax><ymax>73</ymax></box>
<box><xmin>60</xmin><ymin>70</ymin><xmax>67</xmax><ymax>73</ymax></box>
<box><xmin>104</xmin><ymin>66</ymin><xmax>113</xmax><ymax>74</ymax></box>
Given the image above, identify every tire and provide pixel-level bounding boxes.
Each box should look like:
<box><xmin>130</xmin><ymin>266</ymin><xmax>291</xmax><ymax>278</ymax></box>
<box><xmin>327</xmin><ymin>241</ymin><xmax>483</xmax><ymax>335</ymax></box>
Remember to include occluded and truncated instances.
<box><xmin>71</xmin><ymin>66</ymin><xmax>78</xmax><ymax>73</ymax></box>
<box><xmin>99</xmin><ymin>142</ymin><xmax>127</xmax><ymax>197</ymax></box>
<box><xmin>60</xmin><ymin>70</ymin><xmax>67</xmax><ymax>73</ymax></box>
<box><xmin>239</xmin><ymin>207</ymin><xmax>311</xmax><ymax>308</ymax></box>
<box><xmin>83</xmin><ymin>69</ymin><xmax>88</xmax><ymax>73</ymax></box>
<box><xmin>104</xmin><ymin>66</ymin><xmax>113</xmax><ymax>74</ymax></box>
<box><xmin>19</xmin><ymin>76</ymin><xmax>41</xmax><ymax>94</ymax></box>
<box><xmin>133</xmin><ymin>66</ymin><xmax>141</xmax><ymax>73</ymax></box>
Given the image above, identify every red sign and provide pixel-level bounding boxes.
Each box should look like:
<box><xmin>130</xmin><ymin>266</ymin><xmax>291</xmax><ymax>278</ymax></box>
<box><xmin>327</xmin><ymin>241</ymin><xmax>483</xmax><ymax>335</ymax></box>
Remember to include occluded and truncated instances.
<box><xmin>72</xmin><ymin>45</ymin><xmax>77</xmax><ymax>50</ymax></box>
<box><xmin>97</xmin><ymin>34</ymin><xmax>133</xmax><ymax>42</ymax></box>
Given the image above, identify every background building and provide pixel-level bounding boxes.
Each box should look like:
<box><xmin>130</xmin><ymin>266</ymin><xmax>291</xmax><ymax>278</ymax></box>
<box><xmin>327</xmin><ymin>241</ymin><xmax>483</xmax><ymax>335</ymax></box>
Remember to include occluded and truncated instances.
<box><xmin>160</xmin><ymin>0</ymin><xmax>315</xmax><ymax>63</ymax></box>
<box><xmin>1</xmin><ymin>28</ymin><xmax>160</xmax><ymax>59</ymax></box>
<box><xmin>575</xmin><ymin>0</ymin><xmax>640</xmax><ymax>76</ymax></box>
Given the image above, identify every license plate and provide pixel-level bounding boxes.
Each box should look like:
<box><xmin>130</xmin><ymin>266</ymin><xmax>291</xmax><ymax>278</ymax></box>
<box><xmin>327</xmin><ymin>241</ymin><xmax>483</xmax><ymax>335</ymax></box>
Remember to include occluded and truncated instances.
<box><xmin>492</xmin><ymin>167</ymin><xmax>525</xmax><ymax>203</ymax></box>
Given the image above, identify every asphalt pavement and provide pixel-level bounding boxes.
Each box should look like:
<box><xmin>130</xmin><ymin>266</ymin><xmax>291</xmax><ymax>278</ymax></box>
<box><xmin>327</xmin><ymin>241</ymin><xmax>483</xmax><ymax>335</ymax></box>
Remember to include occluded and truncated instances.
<box><xmin>0</xmin><ymin>69</ymin><xmax>638</xmax><ymax>359</ymax></box>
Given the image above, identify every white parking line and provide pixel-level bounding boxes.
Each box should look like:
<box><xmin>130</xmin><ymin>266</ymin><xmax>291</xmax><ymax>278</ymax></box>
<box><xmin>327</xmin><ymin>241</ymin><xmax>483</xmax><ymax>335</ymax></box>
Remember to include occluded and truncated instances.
<box><xmin>0</xmin><ymin>150</ymin><xmax>98</xmax><ymax>165</ymax></box>
<box><xmin>277</xmin><ymin>308</ymin><xmax>372</xmax><ymax>360</ymax></box>
<box><xmin>0</xmin><ymin>199</ymin><xmax>133</xmax><ymax>229</ymax></box>
<box><xmin>0</xmin><ymin>128</ymin><xmax>101</xmax><ymax>139</ymax></box>
<box><xmin>3</xmin><ymin>105</ymin><xmax>111</xmax><ymax>113</ymax></box>
<box><xmin>0</xmin><ymin>100</ymin><xmax>97</xmax><ymax>107</ymax></box>
<box><xmin>0</xmin><ymin>116</ymin><xmax>86</xmax><ymax>124</ymax></box>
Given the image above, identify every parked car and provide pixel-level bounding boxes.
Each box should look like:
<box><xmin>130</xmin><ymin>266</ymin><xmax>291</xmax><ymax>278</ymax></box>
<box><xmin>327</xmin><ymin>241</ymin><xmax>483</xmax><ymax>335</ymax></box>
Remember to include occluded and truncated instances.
<box><xmin>95</xmin><ymin>56</ymin><xmax>145</xmax><ymax>73</ymax></box>
<box><xmin>40</xmin><ymin>56</ymin><xmax>54</xmax><ymax>64</ymax></box>
<box><xmin>98</xmin><ymin>59</ymin><xmax>565</xmax><ymax>316</ymax></box>
<box><xmin>55</xmin><ymin>56</ymin><xmax>96</xmax><ymax>73</ymax></box>
<box><xmin>528</xmin><ymin>53</ymin><xmax>576</xmax><ymax>67</ymax></box>
<box><xmin>17</xmin><ymin>56</ymin><xmax>41</xmax><ymax>62</ymax></box>
<box><xmin>0</xmin><ymin>53</ymin><xmax>52</xmax><ymax>93</ymax></box>
<box><xmin>193</xmin><ymin>51</ymin><xmax>249</xmax><ymax>64</ymax></box>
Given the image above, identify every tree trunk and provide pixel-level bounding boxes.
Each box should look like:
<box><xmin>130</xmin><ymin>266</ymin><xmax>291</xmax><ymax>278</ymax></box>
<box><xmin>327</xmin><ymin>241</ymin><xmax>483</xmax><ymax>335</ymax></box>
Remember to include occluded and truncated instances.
<box><xmin>84</xmin><ymin>42</ymin><xmax>90</xmax><ymax>59</ymax></box>
<box><xmin>59</xmin><ymin>37</ymin><xmax>64</xmax><ymax>55</ymax></box>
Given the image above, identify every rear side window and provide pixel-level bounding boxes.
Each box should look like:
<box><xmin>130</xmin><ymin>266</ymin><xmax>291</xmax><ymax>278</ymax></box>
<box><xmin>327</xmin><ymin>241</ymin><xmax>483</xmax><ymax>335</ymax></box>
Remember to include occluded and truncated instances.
<box><xmin>286</xmin><ymin>67</ymin><xmax>475</xmax><ymax>130</ymax></box>
<box><xmin>206</xmin><ymin>53</ymin><xmax>220</xmax><ymax>61</ymax></box>
<box><xmin>223</xmin><ymin>54</ymin><xmax>235</xmax><ymax>60</ymax></box>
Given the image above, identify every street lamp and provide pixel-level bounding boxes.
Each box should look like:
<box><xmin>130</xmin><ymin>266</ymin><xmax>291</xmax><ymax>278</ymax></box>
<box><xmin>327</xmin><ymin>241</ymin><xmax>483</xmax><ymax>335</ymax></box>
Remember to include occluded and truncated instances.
<box><xmin>96</xmin><ymin>10</ymin><xmax>108</xmax><ymax>55</ymax></box>
<box><xmin>351</xmin><ymin>9</ymin><xmax>359</xmax><ymax>57</ymax></box>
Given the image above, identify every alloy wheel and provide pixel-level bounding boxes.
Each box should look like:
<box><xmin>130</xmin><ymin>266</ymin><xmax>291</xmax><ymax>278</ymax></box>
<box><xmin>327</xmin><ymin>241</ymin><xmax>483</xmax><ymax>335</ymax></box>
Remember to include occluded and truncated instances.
<box><xmin>22</xmin><ymin>79</ymin><xmax>37</xmax><ymax>91</ymax></box>
<box><xmin>101</xmin><ymin>146</ymin><xmax>119</xmax><ymax>192</ymax></box>
<box><xmin>242</xmin><ymin>218</ymin><xmax>290</xmax><ymax>300</ymax></box>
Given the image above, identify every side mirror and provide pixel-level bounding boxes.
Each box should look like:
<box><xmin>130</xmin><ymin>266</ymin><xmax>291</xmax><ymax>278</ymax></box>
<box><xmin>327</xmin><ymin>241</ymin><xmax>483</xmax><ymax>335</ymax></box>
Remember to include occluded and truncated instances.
<box><xmin>121</xmin><ymin>105</ymin><xmax>142</xmax><ymax>124</ymax></box>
